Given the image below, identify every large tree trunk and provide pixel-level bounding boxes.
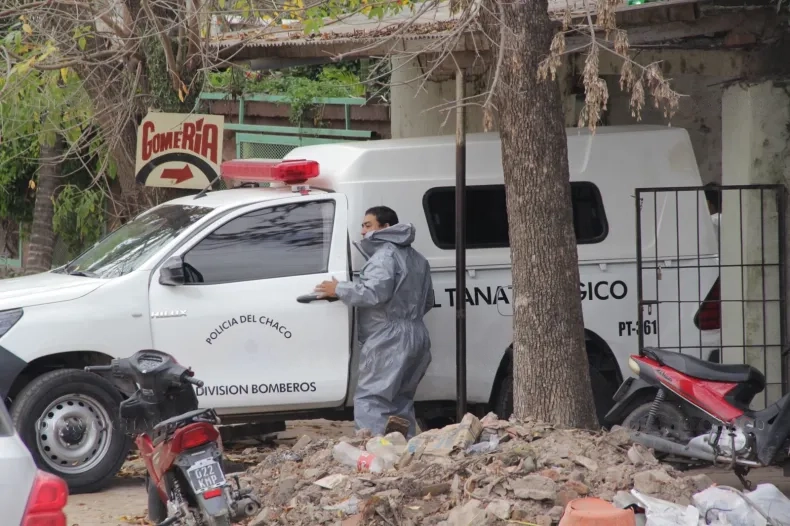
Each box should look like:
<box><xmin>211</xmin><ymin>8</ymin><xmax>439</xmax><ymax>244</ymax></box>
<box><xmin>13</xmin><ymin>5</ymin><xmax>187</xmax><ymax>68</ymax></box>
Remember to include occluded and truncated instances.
<box><xmin>25</xmin><ymin>134</ymin><xmax>64</xmax><ymax>274</ymax></box>
<box><xmin>489</xmin><ymin>0</ymin><xmax>598</xmax><ymax>428</ymax></box>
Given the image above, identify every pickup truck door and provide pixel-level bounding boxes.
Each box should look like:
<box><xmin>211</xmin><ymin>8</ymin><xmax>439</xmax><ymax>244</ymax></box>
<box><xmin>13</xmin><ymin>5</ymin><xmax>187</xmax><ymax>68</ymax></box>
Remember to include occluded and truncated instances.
<box><xmin>147</xmin><ymin>193</ymin><xmax>351</xmax><ymax>413</ymax></box>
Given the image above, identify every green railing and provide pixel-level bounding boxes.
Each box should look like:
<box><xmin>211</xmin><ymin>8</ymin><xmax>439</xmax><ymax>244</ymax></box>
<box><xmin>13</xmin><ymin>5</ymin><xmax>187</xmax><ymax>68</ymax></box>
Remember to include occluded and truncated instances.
<box><xmin>197</xmin><ymin>92</ymin><xmax>375</xmax><ymax>159</ymax></box>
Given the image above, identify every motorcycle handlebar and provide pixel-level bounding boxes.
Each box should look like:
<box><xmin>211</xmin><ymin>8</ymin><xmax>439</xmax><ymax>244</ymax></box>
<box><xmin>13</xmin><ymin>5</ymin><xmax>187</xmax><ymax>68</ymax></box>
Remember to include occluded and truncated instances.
<box><xmin>184</xmin><ymin>376</ymin><xmax>204</xmax><ymax>388</ymax></box>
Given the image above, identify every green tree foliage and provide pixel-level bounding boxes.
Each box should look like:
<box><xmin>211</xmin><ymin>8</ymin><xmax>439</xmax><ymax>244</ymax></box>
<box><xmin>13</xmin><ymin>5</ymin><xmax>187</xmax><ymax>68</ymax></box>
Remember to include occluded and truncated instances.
<box><xmin>205</xmin><ymin>64</ymin><xmax>366</xmax><ymax>125</ymax></box>
<box><xmin>0</xmin><ymin>135</ymin><xmax>38</xmax><ymax>228</ymax></box>
<box><xmin>52</xmin><ymin>185</ymin><xmax>105</xmax><ymax>259</ymax></box>
<box><xmin>1</xmin><ymin>18</ymin><xmax>112</xmax><ymax>257</ymax></box>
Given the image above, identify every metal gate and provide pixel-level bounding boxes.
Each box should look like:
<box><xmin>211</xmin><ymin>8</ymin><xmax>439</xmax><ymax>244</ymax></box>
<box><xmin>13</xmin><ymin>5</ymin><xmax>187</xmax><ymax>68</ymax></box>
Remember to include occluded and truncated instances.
<box><xmin>635</xmin><ymin>184</ymin><xmax>788</xmax><ymax>408</ymax></box>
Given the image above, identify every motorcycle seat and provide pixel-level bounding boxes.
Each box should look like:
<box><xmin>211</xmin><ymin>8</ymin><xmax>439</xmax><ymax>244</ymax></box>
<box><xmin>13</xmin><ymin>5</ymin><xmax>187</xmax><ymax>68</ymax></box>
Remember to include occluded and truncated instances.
<box><xmin>643</xmin><ymin>347</ymin><xmax>766</xmax><ymax>389</ymax></box>
<box><xmin>154</xmin><ymin>408</ymin><xmax>217</xmax><ymax>431</ymax></box>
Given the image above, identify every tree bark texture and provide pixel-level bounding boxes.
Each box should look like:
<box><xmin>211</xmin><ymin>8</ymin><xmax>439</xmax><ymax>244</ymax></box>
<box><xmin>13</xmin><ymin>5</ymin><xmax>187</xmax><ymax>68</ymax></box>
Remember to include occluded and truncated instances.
<box><xmin>35</xmin><ymin>5</ymin><xmax>151</xmax><ymax>221</ymax></box>
<box><xmin>25</xmin><ymin>134</ymin><xmax>63</xmax><ymax>274</ymax></box>
<box><xmin>487</xmin><ymin>0</ymin><xmax>598</xmax><ymax>428</ymax></box>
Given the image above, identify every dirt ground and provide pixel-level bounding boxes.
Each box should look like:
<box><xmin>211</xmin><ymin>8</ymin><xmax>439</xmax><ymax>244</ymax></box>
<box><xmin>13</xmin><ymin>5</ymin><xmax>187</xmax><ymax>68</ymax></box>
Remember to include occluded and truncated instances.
<box><xmin>64</xmin><ymin>419</ymin><xmax>790</xmax><ymax>526</ymax></box>
<box><xmin>65</xmin><ymin>420</ymin><xmax>355</xmax><ymax>526</ymax></box>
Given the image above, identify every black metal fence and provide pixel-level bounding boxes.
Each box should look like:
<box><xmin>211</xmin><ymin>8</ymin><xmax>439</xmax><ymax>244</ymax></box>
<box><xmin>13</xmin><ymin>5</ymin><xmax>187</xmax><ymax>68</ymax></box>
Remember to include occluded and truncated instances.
<box><xmin>635</xmin><ymin>184</ymin><xmax>788</xmax><ymax>409</ymax></box>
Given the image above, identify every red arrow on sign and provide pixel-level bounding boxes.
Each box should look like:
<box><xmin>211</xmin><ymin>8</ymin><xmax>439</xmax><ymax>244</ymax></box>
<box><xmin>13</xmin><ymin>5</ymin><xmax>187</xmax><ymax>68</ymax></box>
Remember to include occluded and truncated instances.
<box><xmin>161</xmin><ymin>165</ymin><xmax>194</xmax><ymax>184</ymax></box>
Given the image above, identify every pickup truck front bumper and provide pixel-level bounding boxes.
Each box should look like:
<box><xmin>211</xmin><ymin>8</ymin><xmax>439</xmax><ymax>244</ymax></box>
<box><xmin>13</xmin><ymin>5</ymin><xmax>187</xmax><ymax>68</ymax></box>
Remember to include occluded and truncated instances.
<box><xmin>0</xmin><ymin>346</ymin><xmax>26</xmax><ymax>400</ymax></box>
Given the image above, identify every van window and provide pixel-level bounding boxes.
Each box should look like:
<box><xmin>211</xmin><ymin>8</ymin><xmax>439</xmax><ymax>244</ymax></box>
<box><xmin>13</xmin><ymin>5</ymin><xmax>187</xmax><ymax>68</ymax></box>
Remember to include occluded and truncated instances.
<box><xmin>423</xmin><ymin>182</ymin><xmax>608</xmax><ymax>249</ymax></box>
<box><xmin>183</xmin><ymin>200</ymin><xmax>335</xmax><ymax>285</ymax></box>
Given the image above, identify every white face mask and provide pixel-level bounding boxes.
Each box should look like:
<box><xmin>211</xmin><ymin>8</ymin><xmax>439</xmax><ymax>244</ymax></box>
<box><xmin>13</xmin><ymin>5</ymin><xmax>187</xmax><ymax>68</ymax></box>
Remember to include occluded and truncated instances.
<box><xmin>711</xmin><ymin>213</ymin><xmax>720</xmax><ymax>227</ymax></box>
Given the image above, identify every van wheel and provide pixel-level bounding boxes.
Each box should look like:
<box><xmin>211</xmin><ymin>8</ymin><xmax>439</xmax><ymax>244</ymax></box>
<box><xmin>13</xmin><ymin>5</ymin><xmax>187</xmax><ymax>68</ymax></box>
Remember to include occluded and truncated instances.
<box><xmin>11</xmin><ymin>369</ymin><xmax>132</xmax><ymax>494</ymax></box>
<box><xmin>494</xmin><ymin>367</ymin><xmax>616</xmax><ymax>424</ymax></box>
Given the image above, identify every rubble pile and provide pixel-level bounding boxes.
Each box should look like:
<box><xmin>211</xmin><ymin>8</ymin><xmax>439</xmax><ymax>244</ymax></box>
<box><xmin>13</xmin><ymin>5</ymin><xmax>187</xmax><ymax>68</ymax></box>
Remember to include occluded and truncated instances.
<box><xmin>239</xmin><ymin>413</ymin><xmax>712</xmax><ymax>526</ymax></box>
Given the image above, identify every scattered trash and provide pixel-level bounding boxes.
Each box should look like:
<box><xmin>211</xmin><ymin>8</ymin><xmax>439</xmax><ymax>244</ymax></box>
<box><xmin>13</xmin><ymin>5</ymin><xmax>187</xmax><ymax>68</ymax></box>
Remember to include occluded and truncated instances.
<box><xmin>558</xmin><ymin>497</ymin><xmax>636</xmax><ymax>526</ymax></box>
<box><xmin>466</xmin><ymin>433</ymin><xmax>500</xmax><ymax>454</ymax></box>
<box><xmin>630</xmin><ymin>489</ymin><xmax>698</xmax><ymax>526</ymax></box>
<box><xmin>238</xmin><ymin>415</ymin><xmax>717</xmax><ymax>525</ymax></box>
<box><xmin>332</xmin><ymin>441</ymin><xmax>387</xmax><ymax>473</ymax></box>
<box><xmin>366</xmin><ymin>432</ymin><xmax>407</xmax><ymax>467</ymax></box>
<box><xmin>693</xmin><ymin>483</ymin><xmax>790</xmax><ymax>526</ymax></box>
<box><xmin>314</xmin><ymin>473</ymin><xmax>348</xmax><ymax>490</ymax></box>
<box><xmin>323</xmin><ymin>496</ymin><xmax>361</xmax><ymax>515</ymax></box>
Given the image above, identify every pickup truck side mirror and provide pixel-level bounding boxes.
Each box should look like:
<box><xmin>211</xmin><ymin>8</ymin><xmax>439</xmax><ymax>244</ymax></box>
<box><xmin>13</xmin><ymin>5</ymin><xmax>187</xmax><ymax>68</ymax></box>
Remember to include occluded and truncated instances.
<box><xmin>159</xmin><ymin>256</ymin><xmax>186</xmax><ymax>286</ymax></box>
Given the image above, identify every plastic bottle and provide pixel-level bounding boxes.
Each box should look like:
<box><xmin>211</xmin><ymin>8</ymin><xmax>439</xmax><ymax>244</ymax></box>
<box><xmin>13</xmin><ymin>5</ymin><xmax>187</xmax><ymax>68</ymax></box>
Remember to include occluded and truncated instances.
<box><xmin>332</xmin><ymin>441</ymin><xmax>386</xmax><ymax>473</ymax></box>
<box><xmin>365</xmin><ymin>432</ymin><xmax>407</xmax><ymax>468</ymax></box>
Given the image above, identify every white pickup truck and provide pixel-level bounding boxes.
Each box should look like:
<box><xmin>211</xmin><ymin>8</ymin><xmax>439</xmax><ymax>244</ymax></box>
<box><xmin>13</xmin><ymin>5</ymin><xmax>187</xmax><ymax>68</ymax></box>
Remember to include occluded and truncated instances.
<box><xmin>0</xmin><ymin>126</ymin><xmax>720</xmax><ymax>492</ymax></box>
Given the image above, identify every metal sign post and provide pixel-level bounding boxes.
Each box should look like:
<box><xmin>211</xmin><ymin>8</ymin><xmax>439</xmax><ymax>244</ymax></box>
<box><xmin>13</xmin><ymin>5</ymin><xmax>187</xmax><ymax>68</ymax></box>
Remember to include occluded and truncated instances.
<box><xmin>455</xmin><ymin>66</ymin><xmax>467</xmax><ymax>422</ymax></box>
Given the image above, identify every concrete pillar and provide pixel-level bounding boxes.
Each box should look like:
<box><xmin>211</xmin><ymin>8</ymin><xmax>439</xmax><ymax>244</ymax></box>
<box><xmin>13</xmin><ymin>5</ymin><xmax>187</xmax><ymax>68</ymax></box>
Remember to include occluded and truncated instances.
<box><xmin>720</xmin><ymin>81</ymin><xmax>790</xmax><ymax>408</ymax></box>
<box><xmin>390</xmin><ymin>56</ymin><xmax>489</xmax><ymax>139</ymax></box>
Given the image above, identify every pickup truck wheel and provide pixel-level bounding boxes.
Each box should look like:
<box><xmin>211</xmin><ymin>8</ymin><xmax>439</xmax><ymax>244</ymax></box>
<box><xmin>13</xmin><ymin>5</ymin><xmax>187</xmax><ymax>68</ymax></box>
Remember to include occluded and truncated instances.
<box><xmin>11</xmin><ymin>369</ymin><xmax>131</xmax><ymax>494</ymax></box>
<box><xmin>494</xmin><ymin>367</ymin><xmax>616</xmax><ymax>424</ymax></box>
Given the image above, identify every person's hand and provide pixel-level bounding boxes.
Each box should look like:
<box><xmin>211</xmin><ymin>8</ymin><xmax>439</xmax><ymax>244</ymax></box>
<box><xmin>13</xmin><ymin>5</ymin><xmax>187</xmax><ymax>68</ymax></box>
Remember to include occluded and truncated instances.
<box><xmin>315</xmin><ymin>277</ymin><xmax>339</xmax><ymax>298</ymax></box>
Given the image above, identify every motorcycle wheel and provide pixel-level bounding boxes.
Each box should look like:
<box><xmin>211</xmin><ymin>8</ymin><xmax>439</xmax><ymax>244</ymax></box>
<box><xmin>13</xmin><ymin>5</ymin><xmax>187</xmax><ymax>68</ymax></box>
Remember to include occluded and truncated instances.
<box><xmin>146</xmin><ymin>478</ymin><xmax>168</xmax><ymax>524</ymax></box>
<box><xmin>622</xmin><ymin>401</ymin><xmax>692</xmax><ymax>443</ymax></box>
<box><xmin>622</xmin><ymin>401</ymin><xmax>698</xmax><ymax>469</ymax></box>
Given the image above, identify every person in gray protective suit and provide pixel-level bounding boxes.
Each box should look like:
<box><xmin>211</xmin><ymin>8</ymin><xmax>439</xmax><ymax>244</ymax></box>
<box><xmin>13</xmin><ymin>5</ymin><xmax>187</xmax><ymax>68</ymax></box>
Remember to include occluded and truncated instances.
<box><xmin>314</xmin><ymin>206</ymin><xmax>434</xmax><ymax>438</ymax></box>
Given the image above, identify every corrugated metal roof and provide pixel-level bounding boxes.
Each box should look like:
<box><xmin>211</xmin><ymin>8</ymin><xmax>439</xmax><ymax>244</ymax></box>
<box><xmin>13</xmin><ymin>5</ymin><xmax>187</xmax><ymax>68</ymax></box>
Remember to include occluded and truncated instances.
<box><xmin>210</xmin><ymin>0</ymin><xmax>694</xmax><ymax>51</ymax></box>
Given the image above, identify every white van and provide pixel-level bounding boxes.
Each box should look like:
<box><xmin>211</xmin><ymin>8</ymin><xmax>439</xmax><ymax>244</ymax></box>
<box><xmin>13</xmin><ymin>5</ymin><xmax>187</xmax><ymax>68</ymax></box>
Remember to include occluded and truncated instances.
<box><xmin>0</xmin><ymin>125</ymin><xmax>719</xmax><ymax>492</ymax></box>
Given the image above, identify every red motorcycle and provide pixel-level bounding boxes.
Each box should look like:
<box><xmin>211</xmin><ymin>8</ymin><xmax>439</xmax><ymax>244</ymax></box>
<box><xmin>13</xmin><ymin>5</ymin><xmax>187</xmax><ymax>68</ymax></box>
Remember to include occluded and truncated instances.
<box><xmin>86</xmin><ymin>350</ymin><xmax>260</xmax><ymax>526</ymax></box>
<box><xmin>606</xmin><ymin>347</ymin><xmax>790</xmax><ymax>488</ymax></box>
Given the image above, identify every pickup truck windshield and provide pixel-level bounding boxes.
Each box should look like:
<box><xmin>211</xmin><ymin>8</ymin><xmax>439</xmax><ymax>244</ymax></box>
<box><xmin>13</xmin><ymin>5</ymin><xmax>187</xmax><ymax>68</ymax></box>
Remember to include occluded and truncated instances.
<box><xmin>62</xmin><ymin>204</ymin><xmax>213</xmax><ymax>279</ymax></box>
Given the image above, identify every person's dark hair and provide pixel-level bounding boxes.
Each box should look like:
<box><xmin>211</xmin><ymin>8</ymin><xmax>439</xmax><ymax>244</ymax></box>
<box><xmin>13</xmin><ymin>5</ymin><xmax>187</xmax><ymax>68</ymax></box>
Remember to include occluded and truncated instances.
<box><xmin>365</xmin><ymin>206</ymin><xmax>399</xmax><ymax>227</ymax></box>
<box><xmin>704</xmin><ymin>182</ymin><xmax>722</xmax><ymax>214</ymax></box>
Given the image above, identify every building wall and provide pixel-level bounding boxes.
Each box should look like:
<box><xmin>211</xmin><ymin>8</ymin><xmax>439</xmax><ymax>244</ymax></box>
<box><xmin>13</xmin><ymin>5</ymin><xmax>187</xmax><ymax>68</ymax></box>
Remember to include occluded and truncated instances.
<box><xmin>604</xmin><ymin>74</ymin><xmax>727</xmax><ymax>185</ymax></box>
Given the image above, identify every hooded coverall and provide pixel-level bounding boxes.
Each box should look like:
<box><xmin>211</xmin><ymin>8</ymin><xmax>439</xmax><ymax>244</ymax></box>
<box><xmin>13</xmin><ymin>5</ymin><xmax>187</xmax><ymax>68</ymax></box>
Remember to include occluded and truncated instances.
<box><xmin>335</xmin><ymin>223</ymin><xmax>434</xmax><ymax>438</ymax></box>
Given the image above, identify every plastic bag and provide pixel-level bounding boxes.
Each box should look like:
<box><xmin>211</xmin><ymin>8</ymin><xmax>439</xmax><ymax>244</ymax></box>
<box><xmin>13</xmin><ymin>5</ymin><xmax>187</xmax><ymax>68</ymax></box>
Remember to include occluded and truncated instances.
<box><xmin>693</xmin><ymin>484</ymin><xmax>790</xmax><ymax>526</ymax></box>
<box><xmin>466</xmin><ymin>434</ymin><xmax>500</xmax><ymax>454</ymax></box>
<box><xmin>630</xmin><ymin>489</ymin><xmax>699</xmax><ymax>526</ymax></box>
<box><xmin>747</xmin><ymin>484</ymin><xmax>790</xmax><ymax>525</ymax></box>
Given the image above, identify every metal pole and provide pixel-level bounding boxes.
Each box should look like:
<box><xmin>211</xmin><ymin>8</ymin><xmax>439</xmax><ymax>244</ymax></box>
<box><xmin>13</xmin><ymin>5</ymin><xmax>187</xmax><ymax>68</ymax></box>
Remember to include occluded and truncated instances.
<box><xmin>455</xmin><ymin>66</ymin><xmax>467</xmax><ymax>421</ymax></box>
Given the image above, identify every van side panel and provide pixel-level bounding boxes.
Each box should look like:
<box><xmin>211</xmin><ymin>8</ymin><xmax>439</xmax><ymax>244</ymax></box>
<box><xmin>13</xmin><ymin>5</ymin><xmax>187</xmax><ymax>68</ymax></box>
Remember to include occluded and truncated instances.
<box><xmin>294</xmin><ymin>127</ymin><xmax>718</xmax><ymax>406</ymax></box>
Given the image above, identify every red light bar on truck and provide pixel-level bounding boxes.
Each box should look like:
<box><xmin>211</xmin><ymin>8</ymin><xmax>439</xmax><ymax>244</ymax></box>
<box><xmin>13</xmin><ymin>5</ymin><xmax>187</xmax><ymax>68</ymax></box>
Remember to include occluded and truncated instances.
<box><xmin>220</xmin><ymin>159</ymin><xmax>320</xmax><ymax>185</ymax></box>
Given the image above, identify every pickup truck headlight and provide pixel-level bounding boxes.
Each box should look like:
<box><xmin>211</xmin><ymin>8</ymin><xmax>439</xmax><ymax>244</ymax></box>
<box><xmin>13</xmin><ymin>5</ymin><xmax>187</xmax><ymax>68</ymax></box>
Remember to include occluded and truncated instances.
<box><xmin>0</xmin><ymin>309</ymin><xmax>23</xmax><ymax>338</ymax></box>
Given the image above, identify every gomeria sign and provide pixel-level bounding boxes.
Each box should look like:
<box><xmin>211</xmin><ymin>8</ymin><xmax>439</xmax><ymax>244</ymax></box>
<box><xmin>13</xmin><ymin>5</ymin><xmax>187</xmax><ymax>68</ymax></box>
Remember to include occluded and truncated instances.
<box><xmin>135</xmin><ymin>113</ymin><xmax>224</xmax><ymax>190</ymax></box>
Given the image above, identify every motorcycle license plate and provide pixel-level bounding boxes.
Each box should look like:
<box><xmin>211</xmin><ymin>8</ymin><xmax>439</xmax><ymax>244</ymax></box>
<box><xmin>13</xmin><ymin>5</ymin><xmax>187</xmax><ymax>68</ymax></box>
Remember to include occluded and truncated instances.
<box><xmin>186</xmin><ymin>460</ymin><xmax>226</xmax><ymax>492</ymax></box>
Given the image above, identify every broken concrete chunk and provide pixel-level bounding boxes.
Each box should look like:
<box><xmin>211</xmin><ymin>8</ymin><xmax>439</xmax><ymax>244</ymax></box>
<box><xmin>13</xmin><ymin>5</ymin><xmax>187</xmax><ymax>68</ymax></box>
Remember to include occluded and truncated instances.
<box><xmin>485</xmin><ymin>499</ymin><xmax>512</xmax><ymax>520</ymax></box>
<box><xmin>573</xmin><ymin>455</ymin><xmax>599</xmax><ymax>472</ymax></box>
<box><xmin>688</xmin><ymin>473</ymin><xmax>715</xmax><ymax>492</ymax></box>
<box><xmin>564</xmin><ymin>480</ymin><xmax>590</xmax><ymax>495</ymax></box>
<box><xmin>633</xmin><ymin>469</ymin><xmax>675</xmax><ymax>496</ymax></box>
<box><xmin>627</xmin><ymin>444</ymin><xmax>658</xmax><ymax>467</ymax></box>
<box><xmin>511</xmin><ymin>475</ymin><xmax>558</xmax><ymax>501</ymax></box>
<box><xmin>292</xmin><ymin>434</ymin><xmax>312</xmax><ymax>452</ymax></box>
<box><xmin>314</xmin><ymin>474</ymin><xmax>348</xmax><ymax>489</ymax></box>
<box><xmin>303</xmin><ymin>468</ymin><xmax>326</xmax><ymax>480</ymax></box>
<box><xmin>446</xmin><ymin>499</ymin><xmax>485</xmax><ymax>526</ymax></box>
<box><xmin>249</xmin><ymin>507</ymin><xmax>279</xmax><ymax>526</ymax></box>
